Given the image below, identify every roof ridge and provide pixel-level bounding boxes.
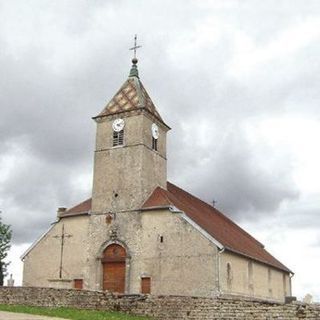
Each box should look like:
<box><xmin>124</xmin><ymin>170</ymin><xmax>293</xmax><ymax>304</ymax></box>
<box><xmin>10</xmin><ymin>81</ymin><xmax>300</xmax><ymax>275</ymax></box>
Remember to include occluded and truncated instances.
<box><xmin>167</xmin><ymin>181</ymin><xmax>265</xmax><ymax>248</ymax></box>
<box><xmin>141</xmin><ymin>186</ymin><xmax>173</xmax><ymax>209</ymax></box>
<box><xmin>158</xmin><ymin>187</ymin><xmax>175</xmax><ymax>206</ymax></box>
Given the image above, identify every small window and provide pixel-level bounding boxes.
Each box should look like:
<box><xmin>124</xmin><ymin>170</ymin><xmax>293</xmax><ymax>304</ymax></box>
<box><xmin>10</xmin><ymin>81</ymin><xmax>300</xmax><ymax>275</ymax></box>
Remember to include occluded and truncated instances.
<box><xmin>268</xmin><ymin>268</ymin><xmax>273</xmax><ymax>297</ymax></box>
<box><xmin>141</xmin><ymin>277</ymin><xmax>151</xmax><ymax>294</ymax></box>
<box><xmin>74</xmin><ymin>279</ymin><xmax>83</xmax><ymax>290</ymax></box>
<box><xmin>152</xmin><ymin>137</ymin><xmax>158</xmax><ymax>151</ymax></box>
<box><xmin>268</xmin><ymin>268</ymin><xmax>272</xmax><ymax>285</ymax></box>
<box><xmin>113</xmin><ymin>130</ymin><xmax>124</xmax><ymax>147</ymax></box>
<box><xmin>160</xmin><ymin>235</ymin><xmax>164</xmax><ymax>243</ymax></box>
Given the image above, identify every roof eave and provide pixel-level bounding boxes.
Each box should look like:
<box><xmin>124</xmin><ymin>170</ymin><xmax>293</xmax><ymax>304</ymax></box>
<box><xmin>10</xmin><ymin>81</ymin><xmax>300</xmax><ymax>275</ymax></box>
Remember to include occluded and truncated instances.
<box><xmin>20</xmin><ymin>222</ymin><xmax>58</xmax><ymax>260</ymax></box>
<box><xmin>59</xmin><ymin>211</ymin><xmax>89</xmax><ymax>218</ymax></box>
<box><xmin>140</xmin><ymin>205</ymin><xmax>172</xmax><ymax>211</ymax></box>
<box><xmin>92</xmin><ymin>108</ymin><xmax>171</xmax><ymax>130</ymax></box>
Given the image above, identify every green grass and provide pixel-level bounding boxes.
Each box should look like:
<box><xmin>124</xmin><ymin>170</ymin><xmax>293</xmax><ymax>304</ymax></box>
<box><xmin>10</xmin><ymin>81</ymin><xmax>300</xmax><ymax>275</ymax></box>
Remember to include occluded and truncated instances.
<box><xmin>0</xmin><ymin>305</ymin><xmax>151</xmax><ymax>320</ymax></box>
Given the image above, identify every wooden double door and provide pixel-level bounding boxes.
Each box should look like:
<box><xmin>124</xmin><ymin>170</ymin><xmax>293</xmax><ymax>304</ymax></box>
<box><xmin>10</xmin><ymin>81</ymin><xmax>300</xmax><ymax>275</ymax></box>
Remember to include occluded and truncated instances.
<box><xmin>102</xmin><ymin>244</ymin><xmax>126</xmax><ymax>293</ymax></box>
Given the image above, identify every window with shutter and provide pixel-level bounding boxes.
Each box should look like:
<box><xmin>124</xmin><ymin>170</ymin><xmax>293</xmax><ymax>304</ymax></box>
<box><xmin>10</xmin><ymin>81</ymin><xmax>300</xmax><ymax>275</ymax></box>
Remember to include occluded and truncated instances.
<box><xmin>152</xmin><ymin>137</ymin><xmax>157</xmax><ymax>151</ymax></box>
<box><xmin>113</xmin><ymin>130</ymin><xmax>124</xmax><ymax>147</ymax></box>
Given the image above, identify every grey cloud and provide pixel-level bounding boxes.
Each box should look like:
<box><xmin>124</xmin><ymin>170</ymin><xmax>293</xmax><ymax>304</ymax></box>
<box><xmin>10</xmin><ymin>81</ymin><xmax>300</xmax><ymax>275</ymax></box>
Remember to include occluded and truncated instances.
<box><xmin>282</xmin><ymin>196</ymin><xmax>320</xmax><ymax>229</ymax></box>
<box><xmin>0</xmin><ymin>141</ymin><xmax>92</xmax><ymax>243</ymax></box>
<box><xmin>168</xmin><ymin>124</ymin><xmax>299</xmax><ymax>219</ymax></box>
<box><xmin>0</xmin><ymin>0</ymin><xmax>319</xmax><ymax>244</ymax></box>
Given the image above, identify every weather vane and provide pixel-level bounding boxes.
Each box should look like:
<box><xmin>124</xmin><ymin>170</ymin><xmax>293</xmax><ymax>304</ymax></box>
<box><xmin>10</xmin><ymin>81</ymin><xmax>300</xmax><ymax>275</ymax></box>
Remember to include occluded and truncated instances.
<box><xmin>129</xmin><ymin>34</ymin><xmax>142</xmax><ymax>61</ymax></box>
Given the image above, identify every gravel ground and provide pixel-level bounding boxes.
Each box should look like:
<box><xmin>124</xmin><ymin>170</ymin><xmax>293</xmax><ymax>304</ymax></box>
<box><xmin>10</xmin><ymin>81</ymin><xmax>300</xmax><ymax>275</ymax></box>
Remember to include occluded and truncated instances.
<box><xmin>0</xmin><ymin>311</ymin><xmax>68</xmax><ymax>320</ymax></box>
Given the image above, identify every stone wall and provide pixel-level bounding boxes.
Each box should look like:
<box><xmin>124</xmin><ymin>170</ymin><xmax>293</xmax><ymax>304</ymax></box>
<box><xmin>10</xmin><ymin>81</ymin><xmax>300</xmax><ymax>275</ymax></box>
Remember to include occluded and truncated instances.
<box><xmin>0</xmin><ymin>287</ymin><xmax>319</xmax><ymax>320</ymax></box>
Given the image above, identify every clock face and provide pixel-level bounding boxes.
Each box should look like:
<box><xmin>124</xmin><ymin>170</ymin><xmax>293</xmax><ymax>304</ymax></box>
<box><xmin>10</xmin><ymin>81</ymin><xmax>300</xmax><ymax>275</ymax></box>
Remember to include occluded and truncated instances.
<box><xmin>112</xmin><ymin>118</ymin><xmax>125</xmax><ymax>132</ymax></box>
<box><xmin>151</xmin><ymin>123</ymin><xmax>159</xmax><ymax>139</ymax></box>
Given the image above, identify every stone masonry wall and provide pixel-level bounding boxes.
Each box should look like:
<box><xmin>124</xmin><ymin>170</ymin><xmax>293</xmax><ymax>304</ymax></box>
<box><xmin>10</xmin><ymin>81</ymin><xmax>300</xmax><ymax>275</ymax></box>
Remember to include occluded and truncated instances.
<box><xmin>1</xmin><ymin>287</ymin><xmax>320</xmax><ymax>319</ymax></box>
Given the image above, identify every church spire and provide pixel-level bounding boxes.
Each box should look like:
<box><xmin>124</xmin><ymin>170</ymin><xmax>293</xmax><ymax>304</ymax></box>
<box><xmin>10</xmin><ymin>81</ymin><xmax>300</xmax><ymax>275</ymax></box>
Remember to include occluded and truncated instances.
<box><xmin>129</xmin><ymin>34</ymin><xmax>141</xmax><ymax>78</ymax></box>
<box><xmin>94</xmin><ymin>35</ymin><xmax>170</xmax><ymax>129</ymax></box>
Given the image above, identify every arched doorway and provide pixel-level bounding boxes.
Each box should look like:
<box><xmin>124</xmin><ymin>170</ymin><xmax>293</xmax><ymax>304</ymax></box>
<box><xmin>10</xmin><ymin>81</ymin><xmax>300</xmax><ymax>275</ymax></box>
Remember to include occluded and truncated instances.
<box><xmin>102</xmin><ymin>244</ymin><xmax>126</xmax><ymax>293</ymax></box>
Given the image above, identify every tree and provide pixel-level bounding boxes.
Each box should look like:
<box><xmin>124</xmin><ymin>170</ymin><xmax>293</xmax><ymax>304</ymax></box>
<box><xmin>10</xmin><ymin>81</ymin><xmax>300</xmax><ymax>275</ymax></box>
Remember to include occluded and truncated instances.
<box><xmin>0</xmin><ymin>213</ymin><xmax>12</xmax><ymax>286</ymax></box>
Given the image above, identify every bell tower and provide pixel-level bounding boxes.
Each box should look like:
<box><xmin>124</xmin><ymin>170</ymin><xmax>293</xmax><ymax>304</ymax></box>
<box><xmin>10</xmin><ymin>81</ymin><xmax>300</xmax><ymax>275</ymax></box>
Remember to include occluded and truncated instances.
<box><xmin>91</xmin><ymin>55</ymin><xmax>170</xmax><ymax>214</ymax></box>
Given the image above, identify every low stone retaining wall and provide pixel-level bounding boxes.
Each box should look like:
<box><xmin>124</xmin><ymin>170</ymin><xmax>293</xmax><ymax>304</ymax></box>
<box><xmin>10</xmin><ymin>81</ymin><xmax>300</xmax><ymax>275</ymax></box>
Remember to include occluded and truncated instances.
<box><xmin>0</xmin><ymin>287</ymin><xmax>319</xmax><ymax>319</ymax></box>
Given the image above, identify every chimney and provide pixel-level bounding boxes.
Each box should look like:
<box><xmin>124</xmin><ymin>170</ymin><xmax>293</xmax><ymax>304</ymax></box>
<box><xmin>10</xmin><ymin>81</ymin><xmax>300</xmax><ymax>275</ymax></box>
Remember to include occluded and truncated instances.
<box><xmin>57</xmin><ymin>207</ymin><xmax>67</xmax><ymax>218</ymax></box>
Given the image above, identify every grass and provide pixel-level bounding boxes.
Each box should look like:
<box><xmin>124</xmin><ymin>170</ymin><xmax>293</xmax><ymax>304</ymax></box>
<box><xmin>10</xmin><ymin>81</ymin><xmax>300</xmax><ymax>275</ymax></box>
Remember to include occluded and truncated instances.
<box><xmin>0</xmin><ymin>305</ymin><xmax>151</xmax><ymax>320</ymax></box>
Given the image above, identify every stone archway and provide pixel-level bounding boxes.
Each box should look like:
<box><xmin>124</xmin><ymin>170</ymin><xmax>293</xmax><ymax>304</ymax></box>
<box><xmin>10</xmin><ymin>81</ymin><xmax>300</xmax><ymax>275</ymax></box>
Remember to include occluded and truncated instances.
<box><xmin>102</xmin><ymin>243</ymin><xmax>126</xmax><ymax>293</ymax></box>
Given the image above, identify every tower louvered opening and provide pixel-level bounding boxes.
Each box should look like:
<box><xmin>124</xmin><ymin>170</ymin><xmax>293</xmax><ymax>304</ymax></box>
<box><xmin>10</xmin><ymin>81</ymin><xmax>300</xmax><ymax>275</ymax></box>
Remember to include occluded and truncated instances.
<box><xmin>113</xmin><ymin>130</ymin><xmax>124</xmax><ymax>147</ymax></box>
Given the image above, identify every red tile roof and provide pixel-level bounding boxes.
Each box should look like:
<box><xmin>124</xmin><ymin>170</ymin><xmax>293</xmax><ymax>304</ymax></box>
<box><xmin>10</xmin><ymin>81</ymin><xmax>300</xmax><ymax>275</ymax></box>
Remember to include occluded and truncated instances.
<box><xmin>65</xmin><ymin>183</ymin><xmax>291</xmax><ymax>273</ymax></box>
<box><xmin>142</xmin><ymin>182</ymin><xmax>291</xmax><ymax>273</ymax></box>
<box><xmin>64</xmin><ymin>198</ymin><xmax>91</xmax><ymax>215</ymax></box>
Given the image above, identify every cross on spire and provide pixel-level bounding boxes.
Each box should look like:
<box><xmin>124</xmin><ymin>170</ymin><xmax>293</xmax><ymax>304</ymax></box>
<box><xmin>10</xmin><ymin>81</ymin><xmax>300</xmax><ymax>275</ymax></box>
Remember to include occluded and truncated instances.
<box><xmin>129</xmin><ymin>34</ymin><xmax>142</xmax><ymax>62</ymax></box>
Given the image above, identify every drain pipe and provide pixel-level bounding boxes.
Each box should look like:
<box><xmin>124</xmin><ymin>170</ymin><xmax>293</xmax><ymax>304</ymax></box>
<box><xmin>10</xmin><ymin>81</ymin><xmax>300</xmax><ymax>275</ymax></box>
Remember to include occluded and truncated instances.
<box><xmin>289</xmin><ymin>273</ymin><xmax>294</xmax><ymax>296</ymax></box>
<box><xmin>216</xmin><ymin>247</ymin><xmax>225</xmax><ymax>295</ymax></box>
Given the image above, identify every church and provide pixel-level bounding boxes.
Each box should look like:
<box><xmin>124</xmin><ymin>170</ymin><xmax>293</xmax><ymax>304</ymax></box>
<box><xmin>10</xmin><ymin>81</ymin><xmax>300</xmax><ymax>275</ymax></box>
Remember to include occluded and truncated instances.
<box><xmin>22</xmin><ymin>52</ymin><xmax>293</xmax><ymax>302</ymax></box>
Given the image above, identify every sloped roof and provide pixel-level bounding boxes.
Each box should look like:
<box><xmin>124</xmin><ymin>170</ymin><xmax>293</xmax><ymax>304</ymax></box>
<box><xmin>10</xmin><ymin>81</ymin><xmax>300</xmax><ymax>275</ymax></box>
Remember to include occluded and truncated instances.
<box><xmin>94</xmin><ymin>73</ymin><xmax>167</xmax><ymax>127</ymax></box>
<box><xmin>142</xmin><ymin>182</ymin><xmax>292</xmax><ymax>273</ymax></box>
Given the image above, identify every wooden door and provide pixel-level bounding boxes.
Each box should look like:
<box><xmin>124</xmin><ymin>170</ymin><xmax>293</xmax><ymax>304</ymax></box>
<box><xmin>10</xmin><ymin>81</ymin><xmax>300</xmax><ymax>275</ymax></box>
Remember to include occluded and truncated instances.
<box><xmin>141</xmin><ymin>277</ymin><xmax>151</xmax><ymax>294</ymax></box>
<box><xmin>102</xmin><ymin>244</ymin><xmax>126</xmax><ymax>293</ymax></box>
<box><xmin>103</xmin><ymin>261</ymin><xmax>125</xmax><ymax>293</ymax></box>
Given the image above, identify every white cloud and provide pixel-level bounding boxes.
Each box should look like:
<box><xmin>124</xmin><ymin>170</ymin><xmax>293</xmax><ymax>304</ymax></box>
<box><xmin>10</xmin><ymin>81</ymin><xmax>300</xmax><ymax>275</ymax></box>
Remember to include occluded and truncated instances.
<box><xmin>228</xmin><ymin>17</ymin><xmax>320</xmax><ymax>81</ymax></box>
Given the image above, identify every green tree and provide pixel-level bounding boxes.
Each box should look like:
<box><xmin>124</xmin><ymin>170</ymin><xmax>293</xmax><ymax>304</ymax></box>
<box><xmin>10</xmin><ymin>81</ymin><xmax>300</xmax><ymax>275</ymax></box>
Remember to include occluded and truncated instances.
<box><xmin>0</xmin><ymin>213</ymin><xmax>12</xmax><ymax>286</ymax></box>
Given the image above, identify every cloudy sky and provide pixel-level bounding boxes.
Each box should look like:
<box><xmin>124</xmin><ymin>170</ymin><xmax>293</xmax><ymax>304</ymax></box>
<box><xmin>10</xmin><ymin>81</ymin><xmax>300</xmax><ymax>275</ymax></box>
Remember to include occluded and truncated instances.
<box><xmin>1</xmin><ymin>0</ymin><xmax>319</xmax><ymax>301</ymax></box>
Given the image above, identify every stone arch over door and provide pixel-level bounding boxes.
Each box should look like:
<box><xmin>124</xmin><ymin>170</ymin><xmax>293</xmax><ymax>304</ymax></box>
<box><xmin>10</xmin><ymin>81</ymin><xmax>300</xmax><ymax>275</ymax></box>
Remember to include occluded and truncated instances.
<box><xmin>102</xmin><ymin>243</ymin><xmax>127</xmax><ymax>293</ymax></box>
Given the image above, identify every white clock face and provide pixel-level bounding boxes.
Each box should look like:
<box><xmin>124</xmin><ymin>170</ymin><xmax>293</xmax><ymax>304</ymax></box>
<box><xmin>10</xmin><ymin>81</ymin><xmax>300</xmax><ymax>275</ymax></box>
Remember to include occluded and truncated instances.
<box><xmin>151</xmin><ymin>123</ymin><xmax>159</xmax><ymax>139</ymax></box>
<box><xmin>112</xmin><ymin>118</ymin><xmax>125</xmax><ymax>132</ymax></box>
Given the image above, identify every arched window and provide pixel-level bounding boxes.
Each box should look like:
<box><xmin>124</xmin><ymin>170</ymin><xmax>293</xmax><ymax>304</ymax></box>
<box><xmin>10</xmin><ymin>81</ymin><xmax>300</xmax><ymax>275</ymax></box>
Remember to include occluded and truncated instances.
<box><xmin>268</xmin><ymin>268</ymin><xmax>273</xmax><ymax>297</ymax></box>
<box><xmin>227</xmin><ymin>262</ymin><xmax>232</xmax><ymax>290</ymax></box>
<box><xmin>248</xmin><ymin>261</ymin><xmax>254</xmax><ymax>293</ymax></box>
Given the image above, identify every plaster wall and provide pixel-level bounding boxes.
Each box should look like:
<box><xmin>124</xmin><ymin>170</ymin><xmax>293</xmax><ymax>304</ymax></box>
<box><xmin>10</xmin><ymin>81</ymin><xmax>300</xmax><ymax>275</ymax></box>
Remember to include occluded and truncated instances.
<box><xmin>85</xmin><ymin>208</ymin><xmax>218</xmax><ymax>297</ymax></box>
<box><xmin>22</xmin><ymin>209</ymin><xmax>291</xmax><ymax>301</ymax></box>
<box><xmin>84</xmin><ymin>210</ymin><xmax>142</xmax><ymax>291</ymax></box>
<box><xmin>22</xmin><ymin>215</ymin><xmax>89</xmax><ymax>289</ymax></box>
<box><xmin>220</xmin><ymin>251</ymin><xmax>290</xmax><ymax>302</ymax></box>
<box><xmin>134</xmin><ymin>209</ymin><xmax>218</xmax><ymax>297</ymax></box>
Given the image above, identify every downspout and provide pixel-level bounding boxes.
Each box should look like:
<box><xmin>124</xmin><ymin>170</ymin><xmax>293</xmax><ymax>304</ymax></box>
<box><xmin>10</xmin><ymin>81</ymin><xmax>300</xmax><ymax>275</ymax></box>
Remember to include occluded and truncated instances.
<box><xmin>216</xmin><ymin>247</ymin><xmax>225</xmax><ymax>295</ymax></box>
<box><xmin>289</xmin><ymin>273</ymin><xmax>294</xmax><ymax>297</ymax></box>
